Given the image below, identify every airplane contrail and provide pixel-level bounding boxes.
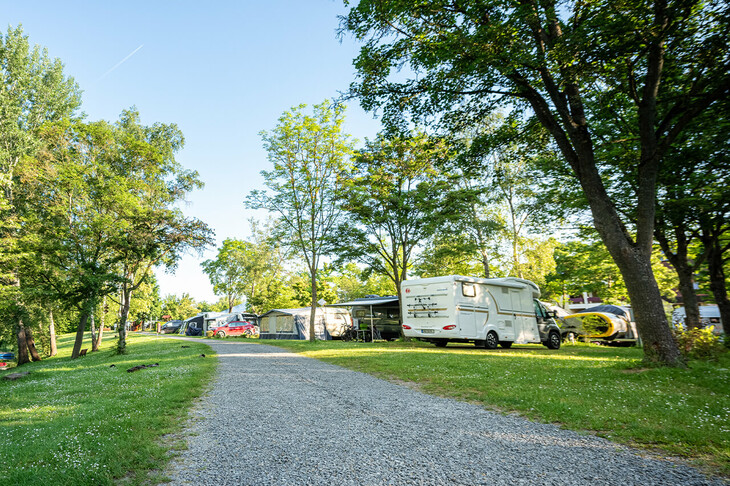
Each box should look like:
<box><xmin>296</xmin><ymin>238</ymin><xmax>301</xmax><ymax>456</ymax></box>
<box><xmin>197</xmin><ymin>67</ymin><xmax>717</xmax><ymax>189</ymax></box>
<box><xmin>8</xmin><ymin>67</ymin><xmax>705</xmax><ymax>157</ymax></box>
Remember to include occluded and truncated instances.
<box><xmin>98</xmin><ymin>44</ymin><xmax>144</xmax><ymax>81</ymax></box>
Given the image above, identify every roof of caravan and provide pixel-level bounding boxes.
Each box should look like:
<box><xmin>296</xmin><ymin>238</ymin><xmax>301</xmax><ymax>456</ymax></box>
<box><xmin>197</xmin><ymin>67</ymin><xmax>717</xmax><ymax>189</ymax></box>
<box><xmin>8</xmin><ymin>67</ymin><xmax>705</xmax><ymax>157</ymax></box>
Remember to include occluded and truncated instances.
<box><xmin>331</xmin><ymin>296</ymin><xmax>399</xmax><ymax>307</ymax></box>
<box><xmin>402</xmin><ymin>275</ymin><xmax>538</xmax><ymax>289</ymax></box>
<box><xmin>401</xmin><ymin>275</ymin><xmax>541</xmax><ymax>298</ymax></box>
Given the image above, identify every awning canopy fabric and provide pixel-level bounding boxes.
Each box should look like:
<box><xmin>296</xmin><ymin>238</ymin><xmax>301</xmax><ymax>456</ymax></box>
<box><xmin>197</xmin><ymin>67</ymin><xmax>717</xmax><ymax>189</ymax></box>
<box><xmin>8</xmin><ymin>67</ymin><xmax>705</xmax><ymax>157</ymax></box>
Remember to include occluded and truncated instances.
<box><xmin>330</xmin><ymin>297</ymin><xmax>399</xmax><ymax>307</ymax></box>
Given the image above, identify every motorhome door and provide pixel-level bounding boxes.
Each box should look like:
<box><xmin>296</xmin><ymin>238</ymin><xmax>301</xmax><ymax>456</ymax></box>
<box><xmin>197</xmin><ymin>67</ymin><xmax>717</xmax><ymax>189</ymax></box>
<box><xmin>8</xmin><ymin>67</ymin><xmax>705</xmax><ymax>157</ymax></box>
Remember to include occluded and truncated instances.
<box><xmin>511</xmin><ymin>289</ymin><xmax>538</xmax><ymax>342</ymax></box>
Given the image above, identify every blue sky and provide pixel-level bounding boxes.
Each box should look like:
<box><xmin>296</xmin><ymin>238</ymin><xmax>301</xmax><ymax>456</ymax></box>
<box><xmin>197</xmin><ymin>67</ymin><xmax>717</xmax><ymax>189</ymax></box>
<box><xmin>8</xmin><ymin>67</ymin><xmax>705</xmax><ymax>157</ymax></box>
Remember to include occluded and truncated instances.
<box><xmin>2</xmin><ymin>1</ymin><xmax>383</xmax><ymax>302</ymax></box>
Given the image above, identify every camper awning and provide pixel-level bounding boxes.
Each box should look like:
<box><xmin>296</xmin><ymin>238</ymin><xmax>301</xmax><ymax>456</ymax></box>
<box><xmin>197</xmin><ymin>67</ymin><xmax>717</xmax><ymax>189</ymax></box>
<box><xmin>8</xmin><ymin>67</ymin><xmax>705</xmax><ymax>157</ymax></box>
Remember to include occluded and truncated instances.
<box><xmin>330</xmin><ymin>297</ymin><xmax>399</xmax><ymax>307</ymax></box>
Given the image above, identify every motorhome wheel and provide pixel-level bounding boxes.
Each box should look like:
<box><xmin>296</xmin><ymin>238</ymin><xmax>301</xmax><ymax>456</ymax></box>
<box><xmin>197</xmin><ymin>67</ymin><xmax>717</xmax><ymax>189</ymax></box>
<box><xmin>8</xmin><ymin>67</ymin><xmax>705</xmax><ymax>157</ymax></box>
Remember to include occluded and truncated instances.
<box><xmin>547</xmin><ymin>331</ymin><xmax>561</xmax><ymax>350</ymax></box>
<box><xmin>434</xmin><ymin>340</ymin><xmax>448</xmax><ymax>347</ymax></box>
<box><xmin>499</xmin><ymin>341</ymin><xmax>512</xmax><ymax>349</ymax></box>
<box><xmin>485</xmin><ymin>331</ymin><xmax>498</xmax><ymax>350</ymax></box>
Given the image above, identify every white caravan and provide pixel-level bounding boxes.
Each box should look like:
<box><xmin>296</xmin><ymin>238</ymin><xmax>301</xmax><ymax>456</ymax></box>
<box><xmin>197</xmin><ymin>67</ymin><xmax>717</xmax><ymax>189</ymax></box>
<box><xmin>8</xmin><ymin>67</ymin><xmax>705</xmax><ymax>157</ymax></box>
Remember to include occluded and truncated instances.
<box><xmin>401</xmin><ymin>275</ymin><xmax>562</xmax><ymax>349</ymax></box>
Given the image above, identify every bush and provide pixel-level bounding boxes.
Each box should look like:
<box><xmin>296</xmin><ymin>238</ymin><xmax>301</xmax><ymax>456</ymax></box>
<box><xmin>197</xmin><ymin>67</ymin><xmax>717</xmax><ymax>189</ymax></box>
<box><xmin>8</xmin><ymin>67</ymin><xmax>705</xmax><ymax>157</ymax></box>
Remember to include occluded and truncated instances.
<box><xmin>672</xmin><ymin>326</ymin><xmax>726</xmax><ymax>361</ymax></box>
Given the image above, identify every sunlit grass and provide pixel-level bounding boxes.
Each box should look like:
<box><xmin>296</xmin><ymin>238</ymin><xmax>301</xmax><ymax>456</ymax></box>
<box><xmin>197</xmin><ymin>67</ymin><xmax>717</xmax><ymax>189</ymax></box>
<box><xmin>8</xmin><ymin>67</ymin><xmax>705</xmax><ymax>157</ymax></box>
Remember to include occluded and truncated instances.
<box><xmin>259</xmin><ymin>339</ymin><xmax>730</xmax><ymax>477</ymax></box>
<box><xmin>0</xmin><ymin>332</ymin><xmax>215</xmax><ymax>485</ymax></box>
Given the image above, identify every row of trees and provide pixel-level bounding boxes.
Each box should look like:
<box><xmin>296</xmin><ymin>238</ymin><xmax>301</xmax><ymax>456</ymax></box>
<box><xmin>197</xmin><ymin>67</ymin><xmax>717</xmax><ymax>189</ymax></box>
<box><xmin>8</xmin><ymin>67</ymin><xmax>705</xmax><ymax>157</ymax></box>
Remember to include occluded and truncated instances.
<box><xmin>335</xmin><ymin>0</ymin><xmax>729</xmax><ymax>366</ymax></box>
<box><xmin>203</xmin><ymin>1</ymin><xmax>729</xmax><ymax>367</ymax></box>
<box><xmin>0</xmin><ymin>26</ymin><xmax>212</xmax><ymax>364</ymax></box>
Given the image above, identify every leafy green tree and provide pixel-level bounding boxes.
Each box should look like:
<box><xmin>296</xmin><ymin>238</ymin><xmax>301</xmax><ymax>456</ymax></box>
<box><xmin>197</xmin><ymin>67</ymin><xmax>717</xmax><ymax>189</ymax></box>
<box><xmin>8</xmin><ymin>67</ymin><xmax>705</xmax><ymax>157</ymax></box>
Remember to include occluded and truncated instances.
<box><xmin>202</xmin><ymin>220</ymin><xmax>286</xmax><ymax>314</ymax></box>
<box><xmin>655</xmin><ymin>100</ymin><xmax>730</xmax><ymax>329</ymax></box>
<box><xmin>16</xmin><ymin>120</ymin><xmax>126</xmax><ymax>359</ymax></box>
<box><xmin>543</xmin><ymin>239</ymin><xmax>678</xmax><ymax>308</ymax></box>
<box><xmin>104</xmin><ymin>109</ymin><xmax>211</xmax><ymax>353</ymax></box>
<box><xmin>161</xmin><ymin>293</ymin><xmax>200</xmax><ymax>321</ymax></box>
<box><xmin>413</xmin><ymin>234</ymin><xmax>484</xmax><ymax>278</ymax></box>
<box><xmin>248</xmin><ymin>102</ymin><xmax>353</xmax><ymax>341</ymax></box>
<box><xmin>338</xmin><ymin>132</ymin><xmax>462</xmax><ymax>306</ymax></box>
<box><xmin>291</xmin><ymin>267</ymin><xmax>339</xmax><ymax>307</ymax></box>
<box><xmin>0</xmin><ymin>25</ymin><xmax>82</xmax><ymax>364</ymax></box>
<box><xmin>330</xmin><ymin>262</ymin><xmax>395</xmax><ymax>302</ymax></box>
<box><xmin>202</xmin><ymin>239</ymin><xmax>252</xmax><ymax>313</ymax></box>
<box><xmin>342</xmin><ymin>0</ymin><xmax>730</xmax><ymax>365</ymax></box>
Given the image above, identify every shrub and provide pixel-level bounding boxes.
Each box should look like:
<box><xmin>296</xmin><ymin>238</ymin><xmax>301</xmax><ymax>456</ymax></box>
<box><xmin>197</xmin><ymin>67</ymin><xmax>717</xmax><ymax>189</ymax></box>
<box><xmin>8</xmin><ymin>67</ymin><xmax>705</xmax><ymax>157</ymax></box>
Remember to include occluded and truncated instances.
<box><xmin>672</xmin><ymin>326</ymin><xmax>726</xmax><ymax>361</ymax></box>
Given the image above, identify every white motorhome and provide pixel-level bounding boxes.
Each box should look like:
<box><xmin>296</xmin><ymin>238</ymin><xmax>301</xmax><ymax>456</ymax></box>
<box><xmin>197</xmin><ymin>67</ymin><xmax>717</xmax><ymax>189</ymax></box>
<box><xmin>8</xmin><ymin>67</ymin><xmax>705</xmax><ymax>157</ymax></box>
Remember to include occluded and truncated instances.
<box><xmin>401</xmin><ymin>275</ymin><xmax>562</xmax><ymax>349</ymax></box>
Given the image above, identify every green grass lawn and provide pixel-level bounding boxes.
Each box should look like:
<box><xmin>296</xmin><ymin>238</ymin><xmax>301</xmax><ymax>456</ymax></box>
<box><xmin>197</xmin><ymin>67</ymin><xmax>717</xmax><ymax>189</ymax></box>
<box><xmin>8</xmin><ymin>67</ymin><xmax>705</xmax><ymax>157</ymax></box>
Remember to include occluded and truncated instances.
<box><xmin>259</xmin><ymin>339</ymin><xmax>730</xmax><ymax>477</ymax></box>
<box><xmin>0</xmin><ymin>332</ymin><xmax>215</xmax><ymax>485</ymax></box>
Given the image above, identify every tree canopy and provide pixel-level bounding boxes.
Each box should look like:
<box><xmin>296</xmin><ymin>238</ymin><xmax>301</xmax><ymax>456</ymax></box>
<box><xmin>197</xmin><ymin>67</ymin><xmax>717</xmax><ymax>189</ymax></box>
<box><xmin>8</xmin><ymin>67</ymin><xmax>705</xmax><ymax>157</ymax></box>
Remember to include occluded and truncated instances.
<box><xmin>341</xmin><ymin>0</ymin><xmax>730</xmax><ymax>365</ymax></box>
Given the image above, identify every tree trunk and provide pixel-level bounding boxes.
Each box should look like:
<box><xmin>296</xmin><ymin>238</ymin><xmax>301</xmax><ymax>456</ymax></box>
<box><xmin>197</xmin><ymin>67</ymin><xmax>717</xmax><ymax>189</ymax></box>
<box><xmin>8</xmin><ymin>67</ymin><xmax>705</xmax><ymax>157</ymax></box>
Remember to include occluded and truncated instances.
<box><xmin>514</xmin><ymin>28</ymin><xmax>683</xmax><ymax>365</ymax></box>
<box><xmin>117</xmin><ymin>288</ymin><xmax>131</xmax><ymax>354</ymax></box>
<box><xmin>16</xmin><ymin>322</ymin><xmax>30</xmax><ymax>365</ymax></box>
<box><xmin>609</xmin><ymin>244</ymin><xmax>683</xmax><ymax>364</ymax></box>
<box><xmin>309</xmin><ymin>270</ymin><xmax>317</xmax><ymax>342</ymax></box>
<box><xmin>703</xmin><ymin>230</ymin><xmax>730</xmax><ymax>334</ymax></box>
<box><xmin>655</xmin><ymin>222</ymin><xmax>703</xmax><ymax>329</ymax></box>
<box><xmin>71</xmin><ymin>310</ymin><xmax>89</xmax><ymax>359</ymax></box>
<box><xmin>49</xmin><ymin>310</ymin><xmax>57</xmax><ymax>357</ymax></box>
<box><xmin>90</xmin><ymin>312</ymin><xmax>98</xmax><ymax>352</ymax></box>
<box><xmin>25</xmin><ymin>327</ymin><xmax>41</xmax><ymax>362</ymax></box>
<box><xmin>96</xmin><ymin>296</ymin><xmax>105</xmax><ymax>349</ymax></box>
<box><xmin>675</xmin><ymin>264</ymin><xmax>701</xmax><ymax>329</ymax></box>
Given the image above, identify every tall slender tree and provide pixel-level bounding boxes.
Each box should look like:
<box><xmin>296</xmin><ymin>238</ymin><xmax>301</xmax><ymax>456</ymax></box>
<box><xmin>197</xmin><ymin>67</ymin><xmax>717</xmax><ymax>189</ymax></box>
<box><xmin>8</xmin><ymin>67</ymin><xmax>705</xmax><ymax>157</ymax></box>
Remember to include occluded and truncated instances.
<box><xmin>0</xmin><ymin>26</ymin><xmax>81</xmax><ymax>364</ymax></box>
<box><xmin>248</xmin><ymin>102</ymin><xmax>353</xmax><ymax>341</ymax></box>
<box><xmin>338</xmin><ymin>132</ymin><xmax>460</xmax><ymax>306</ymax></box>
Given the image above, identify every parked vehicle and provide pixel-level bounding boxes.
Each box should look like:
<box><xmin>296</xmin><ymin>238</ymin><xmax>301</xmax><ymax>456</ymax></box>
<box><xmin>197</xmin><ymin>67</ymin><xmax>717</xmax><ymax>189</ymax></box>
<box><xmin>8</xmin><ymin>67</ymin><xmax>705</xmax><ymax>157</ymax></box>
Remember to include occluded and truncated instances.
<box><xmin>209</xmin><ymin>312</ymin><xmax>259</xmax><ymax>331</ymax></box>
<box><xmin>214</xmin><ymin>320</ymin><xmax>259</xmax><ymax>337</ymax></box>
<box><xmin>400</xmin><ymin>275</ymin><xmax>562</xmax><ymax>349</ymax></box>
<box><xmin>160</xmin><ymin>320</ymin><xmax>183</xmax><ymax>334</ymax></box>
<box><xmin>560</xmin><ymin>306</ymin><xmax>639</xmax><ymax>345</ymax></box>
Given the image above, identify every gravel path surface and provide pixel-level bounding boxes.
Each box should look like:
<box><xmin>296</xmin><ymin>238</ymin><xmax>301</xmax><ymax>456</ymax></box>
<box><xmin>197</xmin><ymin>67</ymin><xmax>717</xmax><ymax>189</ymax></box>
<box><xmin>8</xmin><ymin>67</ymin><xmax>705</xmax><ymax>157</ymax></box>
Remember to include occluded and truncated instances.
<box><xmin>163</xmin><ymin>340</ymin><xmax>723</xmax><ymax>485</ymax></box>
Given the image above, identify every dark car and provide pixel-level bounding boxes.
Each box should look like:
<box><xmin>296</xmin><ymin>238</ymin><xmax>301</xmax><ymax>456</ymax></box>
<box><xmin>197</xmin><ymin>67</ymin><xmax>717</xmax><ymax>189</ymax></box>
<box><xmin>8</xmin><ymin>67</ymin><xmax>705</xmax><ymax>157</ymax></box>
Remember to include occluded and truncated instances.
<box><xmin>160</xmin><ymin>320</ymin><xmax>183</xmax><ymax>334</ymax></box>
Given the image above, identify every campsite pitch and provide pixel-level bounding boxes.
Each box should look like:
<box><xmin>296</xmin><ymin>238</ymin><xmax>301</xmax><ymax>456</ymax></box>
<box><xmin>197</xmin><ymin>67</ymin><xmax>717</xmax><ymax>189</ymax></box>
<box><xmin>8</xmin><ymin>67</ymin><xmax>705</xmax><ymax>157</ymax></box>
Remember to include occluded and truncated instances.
<box><xmin>163</xmin><ymin>340</ymin><xmax>723</xmax><ymax>485</ymax></box>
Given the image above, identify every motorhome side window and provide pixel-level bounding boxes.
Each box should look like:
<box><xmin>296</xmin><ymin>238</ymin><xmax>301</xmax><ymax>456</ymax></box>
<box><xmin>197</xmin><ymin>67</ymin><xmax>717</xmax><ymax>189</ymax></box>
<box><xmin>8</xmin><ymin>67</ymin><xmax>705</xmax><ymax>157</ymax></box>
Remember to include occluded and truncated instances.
<box><xmin>462</xmin><ymin>283</ymin><xmax>476</xmax><ymax>297</ymax></box>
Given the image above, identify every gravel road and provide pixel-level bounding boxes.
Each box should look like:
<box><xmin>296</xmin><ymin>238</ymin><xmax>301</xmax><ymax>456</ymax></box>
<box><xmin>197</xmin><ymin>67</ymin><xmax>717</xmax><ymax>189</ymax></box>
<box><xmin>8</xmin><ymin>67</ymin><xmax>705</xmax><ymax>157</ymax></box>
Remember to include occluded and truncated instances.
<box><xmin>163</xmin><ymin>340</ymin><xmax>723</xmax><ymax>485</ymax></box>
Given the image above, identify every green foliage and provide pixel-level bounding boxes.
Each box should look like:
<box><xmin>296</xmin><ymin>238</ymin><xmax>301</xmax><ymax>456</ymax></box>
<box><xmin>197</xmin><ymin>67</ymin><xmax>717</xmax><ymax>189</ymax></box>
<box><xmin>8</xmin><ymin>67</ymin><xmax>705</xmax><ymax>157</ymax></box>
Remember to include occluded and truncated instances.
<box><xmin>543</xmin><ymin>238</ymin><xmax>678</xmax><ymax>306</ymax></box>
<box><xmin>0</xmin><ymin>333</ymin><xmax>215</xmax><ymax>485</ymax></box>
<box><xmin>160</xmin><ymin>293</ymin><xmax>200</xmax><ymax>320</ymax></box>
<box><xmin>248</xmin><ymin>101</ymin><xmax>353</xmax><ymax>339</ymax></box>
<box><xmin>342</xmin><ymin>0</ymin><xmax>730</xmax><ymax>366</ymax></box>
<box><xmin>0</xmin><ymin>25</ymin><xmax>82</xmax><ymax>350</ymax></box>
<box><xmin>202</xmin><ymin>219</ymin><xmax>287</xmax><ymax>313</ymax></box>
<box><xmin>248</xmin><ymin>101</ymin><xmax>353</xmax><ymax>267</ymax></box>
<box><xmin>202</xmin><ymin>238</ymin><xmax>255</xmax><ymax>312</ymax></box>
<box><xmin>330</xmin><ymin>262</ymin><xmax>395</xmax><ymax>301</ymax></box>
<box><xmin>413</xmin><ymin>234</ymin><xmax>483</xmax><ymax>278</ymax></box>
<box><xmin>673</xmin><ymin>326</ymin><xmax>727</xmax><ymax>361</ymax></box>
<box><xmin>338</xmin><ymin>131</ymin><xmax>465</xmax><ymax>293</ymax></box>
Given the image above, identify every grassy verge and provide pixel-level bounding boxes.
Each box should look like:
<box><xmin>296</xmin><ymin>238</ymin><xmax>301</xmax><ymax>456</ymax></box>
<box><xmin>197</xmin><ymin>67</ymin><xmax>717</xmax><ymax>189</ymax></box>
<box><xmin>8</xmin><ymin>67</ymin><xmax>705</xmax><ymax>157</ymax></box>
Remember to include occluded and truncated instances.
<box><xmin>259</xmin><ymin>339</ymin><xmax>730</xmax><ymax>477</ymax></box>
<box><xmin>0</xmin><ymin>332</ymin><xmax>215</xmax><ymax>485</ymax></box>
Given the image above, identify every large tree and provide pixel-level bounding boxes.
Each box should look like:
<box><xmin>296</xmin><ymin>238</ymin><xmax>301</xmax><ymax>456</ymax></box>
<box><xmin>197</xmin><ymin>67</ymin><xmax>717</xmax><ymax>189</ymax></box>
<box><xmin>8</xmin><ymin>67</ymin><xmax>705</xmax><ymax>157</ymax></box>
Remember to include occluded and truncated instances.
<box><xmin>342</xmin><ymin>0</ymin><xmax>730</xmax><ymax>365</ymax></box>
<box><xmin>248</xmin><ymin>102</ymin><xmax>353</xmax><ymax>341</ymax></box>
<box><xmin>0</xmin><ymin>25</ymin><xmax>82</xmax><ymax>364</ymax></box>
<box><xmin>202</xmin><ymin>239</ymin><xmax>252</xmax><ymax>313</ymax></box>
<box><xmin>17</xmin><ymin>120</ymin><xmax>126</xmax><ymax>359</ymax></box>
<box><xmin>338</xmin><ymin>132</ymin><xmax>462</xmax><ymax>305</ymax></box>
<box><xmin>107</xmin><ymin>109</ymin><xmax>212</xmax><ymax>354</ymax></box>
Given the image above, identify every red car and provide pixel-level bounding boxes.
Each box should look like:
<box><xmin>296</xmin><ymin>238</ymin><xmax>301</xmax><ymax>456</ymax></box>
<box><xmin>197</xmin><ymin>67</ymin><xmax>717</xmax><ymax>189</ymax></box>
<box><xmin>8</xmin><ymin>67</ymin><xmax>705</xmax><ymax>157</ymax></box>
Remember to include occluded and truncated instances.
<box><xmin>214</xmin><ymin>320</ymin><xmax>258</xmax><ymax>338</ymax></box>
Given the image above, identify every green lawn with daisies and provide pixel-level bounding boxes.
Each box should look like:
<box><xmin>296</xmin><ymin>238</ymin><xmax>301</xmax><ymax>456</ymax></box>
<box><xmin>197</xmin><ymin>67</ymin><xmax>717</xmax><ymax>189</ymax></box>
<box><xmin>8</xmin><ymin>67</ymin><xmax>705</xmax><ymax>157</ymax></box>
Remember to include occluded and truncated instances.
<box><xmin>262</xmin><ymin>339</ymin><xmax>730</xmax><ymax>478</ymax></box>
<box><xmin>0</xmin><ymin>333</ymin><xmax>215</xmax><ymax>485</ymax></box>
